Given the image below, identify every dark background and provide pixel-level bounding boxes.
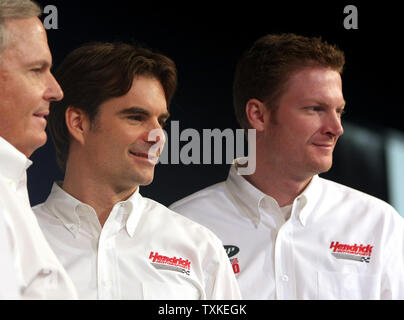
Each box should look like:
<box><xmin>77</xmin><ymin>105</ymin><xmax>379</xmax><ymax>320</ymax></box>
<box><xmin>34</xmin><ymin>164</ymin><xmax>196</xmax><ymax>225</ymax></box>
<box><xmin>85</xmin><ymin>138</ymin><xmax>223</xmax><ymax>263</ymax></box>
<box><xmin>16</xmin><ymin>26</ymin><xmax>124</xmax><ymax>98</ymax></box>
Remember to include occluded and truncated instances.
<box><xmin>29</xmin><ymin>1</ymin><xmax>403</xmax><ymax>207</ymax></box>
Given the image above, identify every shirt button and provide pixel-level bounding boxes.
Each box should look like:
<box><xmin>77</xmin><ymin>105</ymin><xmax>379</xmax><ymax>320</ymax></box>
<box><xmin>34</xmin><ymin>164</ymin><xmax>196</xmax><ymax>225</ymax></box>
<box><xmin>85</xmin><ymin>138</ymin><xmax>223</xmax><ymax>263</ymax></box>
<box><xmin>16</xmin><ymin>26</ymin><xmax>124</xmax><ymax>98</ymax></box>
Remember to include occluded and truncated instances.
<box><xmin>42</xmin><ymin>268</ymin><xmax>52</xmax><ymax>275</ymax></box>
<box><xmin>281</xmin><ymin>275</ymin><xmax>289</xmax><ymax>282</ymax></box>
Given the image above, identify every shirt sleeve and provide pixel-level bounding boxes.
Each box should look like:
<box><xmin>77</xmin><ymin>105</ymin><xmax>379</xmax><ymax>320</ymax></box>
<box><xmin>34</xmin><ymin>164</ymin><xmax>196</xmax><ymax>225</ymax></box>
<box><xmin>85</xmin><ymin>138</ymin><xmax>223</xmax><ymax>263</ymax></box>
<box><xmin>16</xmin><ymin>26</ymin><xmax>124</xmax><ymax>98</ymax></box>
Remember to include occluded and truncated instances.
<box><xmin>204</xmin><ymin>233</ymin><xmax>242</xmax><ymax>300</ymax></box>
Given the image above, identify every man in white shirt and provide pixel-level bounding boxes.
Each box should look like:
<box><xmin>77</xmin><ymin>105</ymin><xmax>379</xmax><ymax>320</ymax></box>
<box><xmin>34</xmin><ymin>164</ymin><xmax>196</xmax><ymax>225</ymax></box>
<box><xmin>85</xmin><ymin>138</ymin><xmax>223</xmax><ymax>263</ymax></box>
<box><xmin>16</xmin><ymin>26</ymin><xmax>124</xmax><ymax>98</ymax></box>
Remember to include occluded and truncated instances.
<box><xmin>0</xmin><ymin>0</ymin><xmax>78</xmax><ymax>299</ymax></box>
<box><xmin>170</xmin><ymin>33</ymin><xmax>404</xmax><ymax>299</ymax></box>
<box><xmin>33</xmin><ymin>42</ymin><xmax>241</xmax><ymax>300</ymax></box>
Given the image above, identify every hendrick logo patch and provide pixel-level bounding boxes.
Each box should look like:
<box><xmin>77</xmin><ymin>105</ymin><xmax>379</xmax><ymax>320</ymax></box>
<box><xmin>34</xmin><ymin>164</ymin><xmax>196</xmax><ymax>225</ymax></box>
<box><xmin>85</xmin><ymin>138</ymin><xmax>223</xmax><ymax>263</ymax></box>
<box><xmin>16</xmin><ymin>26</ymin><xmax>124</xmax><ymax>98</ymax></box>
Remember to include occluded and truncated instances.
<box><xmin>330</xmin><ymin>241</ymin><xmax>373</xmax><ymax>263</ymax></box>
<box><xmin>149</xmin><ymin>251</ymin><xmax>191</xmax><ymax>275</ymax></box>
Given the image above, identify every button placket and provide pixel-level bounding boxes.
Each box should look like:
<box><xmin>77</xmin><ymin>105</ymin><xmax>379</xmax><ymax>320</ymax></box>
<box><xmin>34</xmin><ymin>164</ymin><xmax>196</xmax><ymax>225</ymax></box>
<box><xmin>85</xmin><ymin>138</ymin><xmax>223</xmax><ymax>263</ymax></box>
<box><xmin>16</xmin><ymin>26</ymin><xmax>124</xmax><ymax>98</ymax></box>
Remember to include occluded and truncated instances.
<box><xmin>97</xmin><ymin>232</ymin><xmax>114</xmax><ymax>299</ymax></box>
<box><xmin>97</xmin><ymin>205</ymin><xmax>123</xmax><ymax>299</ymax></box>
<box><xmin>274</xmin><ymin>222</ymin><xmax>296</xmax><ymax>299</ymax></box>
<box><xmin>259</xmin><ymin>197</ymin><xmax>285</xmax><ymax>229</ymax></box>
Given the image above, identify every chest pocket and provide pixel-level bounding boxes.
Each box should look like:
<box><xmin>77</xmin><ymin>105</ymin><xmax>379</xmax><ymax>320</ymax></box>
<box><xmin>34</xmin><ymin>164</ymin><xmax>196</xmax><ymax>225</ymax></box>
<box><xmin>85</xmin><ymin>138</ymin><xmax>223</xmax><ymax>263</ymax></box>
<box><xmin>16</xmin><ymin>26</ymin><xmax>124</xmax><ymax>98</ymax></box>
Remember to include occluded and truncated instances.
<box><xmin>317</xmin><ymin>271</ymin><xmax>380</xmax><ymax>299</ymax></box>
<box><xmin>142</xmin><ymin>282</ymin><xmax>202</xmax><ymax>300</ymax></box>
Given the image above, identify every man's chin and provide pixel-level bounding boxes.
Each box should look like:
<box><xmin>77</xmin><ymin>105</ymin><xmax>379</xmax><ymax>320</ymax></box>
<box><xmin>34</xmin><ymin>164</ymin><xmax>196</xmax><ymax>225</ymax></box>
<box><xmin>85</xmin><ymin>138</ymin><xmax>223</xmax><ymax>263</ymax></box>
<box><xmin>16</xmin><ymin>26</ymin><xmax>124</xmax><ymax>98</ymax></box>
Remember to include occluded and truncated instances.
<box><xmin>20</xmin><ymin>137</ymin><xmax>47</xmax><ymax>158</ymax></box>
<box><xmin>305</xmin><ymin>155</ymin><xmax>333</xmax><ymax>175</ymax></box>
<box><xmin>136</xmin><ymin>174</ymin><xmax>155</xmax><ymax>187</ymax></box>
<box><xmin>313</xmin><ymin>160</ymin><xmax>333</xmax><ymax>175</ymax></box>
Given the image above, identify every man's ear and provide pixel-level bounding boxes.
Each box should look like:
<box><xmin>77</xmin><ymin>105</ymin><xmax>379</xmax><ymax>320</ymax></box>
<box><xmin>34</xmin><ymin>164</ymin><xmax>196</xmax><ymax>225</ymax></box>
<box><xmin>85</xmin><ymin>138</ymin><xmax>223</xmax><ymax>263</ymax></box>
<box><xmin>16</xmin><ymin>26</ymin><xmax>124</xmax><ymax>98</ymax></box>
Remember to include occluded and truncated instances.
<box><xmin>245</xmin><ymin>98</ymin><xmax>270</xmax><ymax>132</ymax></box>
<box><xmin>65</xmin><ymin>106</ymin><xmax>90</xmax><ymax>145</ymax></box>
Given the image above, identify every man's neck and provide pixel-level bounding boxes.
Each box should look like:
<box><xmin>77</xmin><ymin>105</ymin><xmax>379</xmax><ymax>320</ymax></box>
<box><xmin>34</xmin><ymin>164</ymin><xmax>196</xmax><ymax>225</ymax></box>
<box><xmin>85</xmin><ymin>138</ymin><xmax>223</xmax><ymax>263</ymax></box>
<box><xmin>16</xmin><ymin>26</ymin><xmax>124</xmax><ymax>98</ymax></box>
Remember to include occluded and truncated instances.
<box><xmin>62</xmin><ymin>168</ymin><xmax>137</xmax><ymax>227</ymax></box>
<box><xmin>243</xmin><ymin>161</ymin><xmax>313</xmax><ymax>207</ymax></box>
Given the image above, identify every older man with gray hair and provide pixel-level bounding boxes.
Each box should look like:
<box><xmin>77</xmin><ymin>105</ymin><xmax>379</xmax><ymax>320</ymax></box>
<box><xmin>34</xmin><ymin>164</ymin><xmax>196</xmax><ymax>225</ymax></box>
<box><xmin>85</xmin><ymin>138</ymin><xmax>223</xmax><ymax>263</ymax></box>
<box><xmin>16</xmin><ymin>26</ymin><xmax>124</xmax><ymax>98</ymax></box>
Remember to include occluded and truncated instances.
<box><xmin>0</xmin><ymin>0</ymin><xmax>77</xmax><ymax>299</ymax></box>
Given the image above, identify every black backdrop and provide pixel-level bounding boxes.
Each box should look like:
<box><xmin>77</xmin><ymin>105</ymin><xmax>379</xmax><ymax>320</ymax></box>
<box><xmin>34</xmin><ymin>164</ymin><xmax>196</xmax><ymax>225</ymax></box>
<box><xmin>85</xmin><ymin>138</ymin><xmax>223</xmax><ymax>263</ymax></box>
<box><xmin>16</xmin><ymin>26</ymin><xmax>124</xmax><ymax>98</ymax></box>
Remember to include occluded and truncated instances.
<box><xmin>28</xmin><ymin>1</ymin><xmax>403</xmax><ymax>207</ymax></box>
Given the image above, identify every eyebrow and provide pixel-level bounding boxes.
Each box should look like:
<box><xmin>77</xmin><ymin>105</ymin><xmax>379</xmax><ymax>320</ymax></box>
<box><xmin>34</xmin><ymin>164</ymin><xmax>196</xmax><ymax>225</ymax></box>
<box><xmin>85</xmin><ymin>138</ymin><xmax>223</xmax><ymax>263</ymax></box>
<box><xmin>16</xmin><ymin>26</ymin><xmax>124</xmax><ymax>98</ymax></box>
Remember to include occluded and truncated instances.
<box><xmin>310</xmin><ymin>99</ymin><xmax>346</xmax><ymax>109</ymax></box>
<box><xmin>337</xmin><ymin>99</ymin><xmax>346</xmax><ymax>109</ymax></box>
<box><xmin>116</xmin><ymin>106</ymin><xmax>170</xmax><ymax>120</ymax></box>
<box><xmin>27</xmin><ymin>59</ymin><xmax>52</xmax><ymax>69</ymax></box>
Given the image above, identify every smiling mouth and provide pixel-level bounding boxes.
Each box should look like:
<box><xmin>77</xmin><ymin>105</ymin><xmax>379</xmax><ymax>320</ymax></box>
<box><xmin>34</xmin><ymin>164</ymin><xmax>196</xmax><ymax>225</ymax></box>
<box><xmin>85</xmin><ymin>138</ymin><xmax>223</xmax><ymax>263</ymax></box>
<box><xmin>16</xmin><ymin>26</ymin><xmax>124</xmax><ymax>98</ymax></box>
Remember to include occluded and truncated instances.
<box><xmin>33</xmin><ymin>113</ymin><xmax>48</xmax><ymax>127</ymax></box>
<box><xmin>130</xmin><ymin>151</ymin><xmax>148</xmax><ymax>158</ymax></box>
<box><xmin>33</xmin><ymin>109</ymin><xmax>49</xmax><ymax>117</ymax></box>
<box><xmin>313</xmin><ymin>143</ymin><xmax>333</xmax><ymax>147</ymax></box>
<box><xmin>312</xmin><ymin>143</ymin><xmax>335</xmax><ymax>152</ymax></box>
<box><xmin>129</xmin><ymin>150</ymin><xmax>159</xmax><ymax>163</ymax></box>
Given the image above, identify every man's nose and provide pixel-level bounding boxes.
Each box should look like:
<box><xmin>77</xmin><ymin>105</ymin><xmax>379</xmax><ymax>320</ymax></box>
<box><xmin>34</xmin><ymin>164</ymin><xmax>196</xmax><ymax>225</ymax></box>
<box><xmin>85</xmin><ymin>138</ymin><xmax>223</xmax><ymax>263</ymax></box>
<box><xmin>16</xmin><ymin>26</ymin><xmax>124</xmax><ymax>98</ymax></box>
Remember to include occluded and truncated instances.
<box><xmin>44</xmin><ymin>73</ymin><xmax>64</xmax><ymax>102</ymax></box>
<box><xmin>147</xmin><ymin>122</ymin><xmax>166</xmax><ymax>146</ymax></box>
<box><xmin>323</xmin><ymin>112</ymin><xmax>344</xmax><ymax>138</ymax></box>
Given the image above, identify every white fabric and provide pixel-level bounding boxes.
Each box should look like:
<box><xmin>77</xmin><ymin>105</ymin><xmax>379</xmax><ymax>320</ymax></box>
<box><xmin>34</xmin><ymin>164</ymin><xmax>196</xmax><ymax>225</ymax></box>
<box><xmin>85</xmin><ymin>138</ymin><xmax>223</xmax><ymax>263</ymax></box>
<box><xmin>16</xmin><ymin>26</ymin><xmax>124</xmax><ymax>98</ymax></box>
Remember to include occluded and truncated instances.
<box><xmin>0</xmin><ymin>137</ymin><xmax>78</xmax><ymax>299</ymax></box>
<box><xmin>0</xmin><ymin>201</ymin><xmax>19</xmax><ymax>299</ymax></box>
<box><xmin>33</xmin><ymin>183</ymin><xmax>241</xmax><ymax>300</ymax></box>
<box><xmin>170</xmin><ymin>160</ymin><xmax>404</xmax><ymax>299</ymax></box>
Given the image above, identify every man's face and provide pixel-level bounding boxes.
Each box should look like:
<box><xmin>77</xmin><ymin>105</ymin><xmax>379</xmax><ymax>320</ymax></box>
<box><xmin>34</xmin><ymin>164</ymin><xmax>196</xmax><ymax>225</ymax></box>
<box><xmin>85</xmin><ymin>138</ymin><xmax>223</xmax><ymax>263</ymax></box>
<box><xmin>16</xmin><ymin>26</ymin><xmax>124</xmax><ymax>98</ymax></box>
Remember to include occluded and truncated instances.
<box><xmin>263</xmin><ymin>66</ymin><xmax>345</xmax><ymax>180</ymax></box>
<box><xmin>0</xmin><ymin>17</ymin><xmax>63</xmax><ymax>157</ymax></box>
<box><xmin>82</xmin><ymin>76</ymin><xmax>169</xmax><ymax>190</ymax></box>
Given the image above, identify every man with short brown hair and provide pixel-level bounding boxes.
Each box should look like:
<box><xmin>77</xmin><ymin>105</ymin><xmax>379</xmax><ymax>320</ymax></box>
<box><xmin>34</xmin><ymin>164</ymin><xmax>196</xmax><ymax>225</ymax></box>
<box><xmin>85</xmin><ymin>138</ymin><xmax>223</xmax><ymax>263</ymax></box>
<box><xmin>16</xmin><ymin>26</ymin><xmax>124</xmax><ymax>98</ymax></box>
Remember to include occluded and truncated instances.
<box><xmin>33</xmin><ymin>42</ymin><xmax>241</xmax><ymax>299</ymax></box>
<box><xmin>171</xmin><ymin>33</ymin><xmax>404</xmax><ymax>299</ymax></box>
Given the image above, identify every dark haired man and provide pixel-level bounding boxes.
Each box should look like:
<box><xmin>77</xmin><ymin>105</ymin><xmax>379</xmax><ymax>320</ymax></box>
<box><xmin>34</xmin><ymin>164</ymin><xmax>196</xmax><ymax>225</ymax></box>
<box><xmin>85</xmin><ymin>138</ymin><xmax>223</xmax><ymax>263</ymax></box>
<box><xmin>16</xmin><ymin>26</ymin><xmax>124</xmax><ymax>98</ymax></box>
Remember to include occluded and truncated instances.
<box><xmin>0</xmin><ymin>0</ymin><xmax>77</xmax><ymax>299</ymax></box>
<box><xmin>170</xmin><ymin>33</ymin><xmax>404</xmax><ymax>299</ymax></box>
<box><xmin>33</xmin><ymin>42</ymin><xmax>241</xmax><ymax>299</ymax></box>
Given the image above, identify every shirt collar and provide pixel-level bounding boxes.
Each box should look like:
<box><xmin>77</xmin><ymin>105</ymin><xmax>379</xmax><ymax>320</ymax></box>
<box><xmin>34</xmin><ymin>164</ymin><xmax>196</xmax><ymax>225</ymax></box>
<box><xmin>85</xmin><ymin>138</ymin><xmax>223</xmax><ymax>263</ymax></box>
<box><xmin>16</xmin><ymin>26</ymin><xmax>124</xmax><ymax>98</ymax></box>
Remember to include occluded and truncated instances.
<box><xmin>292</xmin><ymin>174</ymin><xmax>322</xmax><ymax>226</ymax></box>
<box><xmin>225</xmin><ymin>157</ymin><xmax>322</xmax><ymax>227</ymax></box>
<box><xmin>0</xmin><ymin>136</ymin><xmax>32</xmax><ymax>182</ymax></box>
<box><xmin>225</xmin><ymin>159</ymin><xmax>267</xmax><ymax>227</ymax></box>
<box><xmin>44</xmin><ymin>182</ymin><xmax>145</xmax><ymax>238</ymax></box>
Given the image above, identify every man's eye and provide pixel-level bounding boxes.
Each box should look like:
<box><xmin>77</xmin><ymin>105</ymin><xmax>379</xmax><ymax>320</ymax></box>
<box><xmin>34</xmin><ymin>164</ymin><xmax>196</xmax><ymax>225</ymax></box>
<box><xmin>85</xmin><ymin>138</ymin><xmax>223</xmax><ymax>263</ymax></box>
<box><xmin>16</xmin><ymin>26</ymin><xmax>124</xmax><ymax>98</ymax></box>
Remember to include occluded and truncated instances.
<box><xmin>338</xmin><ymin>109</ymin><xmax>346</xmax><ymax>117</ymax></box>
<box><xmin>306</xmin><ymin>106</ymin><xmax>323</xmax><ymax>112</ymax></box>
<box><xmin>128</xmin><ymin>115</ymin><xmax>143</xmax><ymax>121</ymax></box>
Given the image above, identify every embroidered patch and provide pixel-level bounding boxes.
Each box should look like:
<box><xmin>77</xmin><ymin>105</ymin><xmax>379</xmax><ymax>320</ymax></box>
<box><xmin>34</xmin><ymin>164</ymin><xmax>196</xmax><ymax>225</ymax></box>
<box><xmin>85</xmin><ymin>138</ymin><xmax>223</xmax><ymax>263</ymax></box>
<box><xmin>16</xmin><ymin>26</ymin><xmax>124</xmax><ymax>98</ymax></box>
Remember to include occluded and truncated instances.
<box><xmin>224</xmin><ymin>245</ymin><xmax>240</xmax><ymax>274</ymax></box>
<box><xmin>224</xmin><ymin>245</ymin><xmax>239</xmax><ymax>258</ymax></box>
<box><xmin>330</xmin><ymin>241</ymin><xmax>373</xmax><ymax>263</ymax></box>
<box><xmin>230</xmin><ymin>257</ymin><xmax>240</xmax><ymax>274</ymax></box>
<box><xmin>149</xmin><ymin>251</ymin><xmax>191</xmax><ymax>275</ymax></box>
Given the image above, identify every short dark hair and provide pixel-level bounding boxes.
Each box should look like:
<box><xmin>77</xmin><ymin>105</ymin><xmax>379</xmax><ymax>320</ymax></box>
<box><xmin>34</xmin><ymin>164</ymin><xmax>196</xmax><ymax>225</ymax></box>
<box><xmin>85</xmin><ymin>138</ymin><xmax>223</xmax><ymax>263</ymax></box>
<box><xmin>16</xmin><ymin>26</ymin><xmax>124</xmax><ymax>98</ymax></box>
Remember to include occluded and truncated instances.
<box><xmin>233</xmin><ymin>33</ymin><xmax>345</xmax><ymax>129</ymax></box>
<box><xmin>48</xmin><ymin>42</ymin><xmax>178</xmax><ymax>172</ymax></box>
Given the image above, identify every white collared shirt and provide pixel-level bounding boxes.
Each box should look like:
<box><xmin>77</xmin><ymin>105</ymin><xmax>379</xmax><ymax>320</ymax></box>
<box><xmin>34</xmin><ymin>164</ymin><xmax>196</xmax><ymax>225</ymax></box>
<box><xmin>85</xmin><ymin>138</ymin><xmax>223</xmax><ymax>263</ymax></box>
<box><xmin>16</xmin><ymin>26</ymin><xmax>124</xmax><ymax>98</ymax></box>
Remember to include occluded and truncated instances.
<box><xmin>33</xmin><ymin>182</ymin><xmax>241</xmax><ymax>300</ymax></box>
<box><xmin>170</xmin><ymin>160</ymin><xmax>404</xmax><ymax>299</ymax></box>
<box><xmin>0</xmin><ymin>137</ymin><xmax>78</xmax><ymax>299</ymax></box>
